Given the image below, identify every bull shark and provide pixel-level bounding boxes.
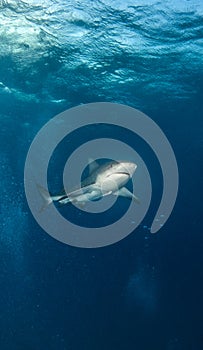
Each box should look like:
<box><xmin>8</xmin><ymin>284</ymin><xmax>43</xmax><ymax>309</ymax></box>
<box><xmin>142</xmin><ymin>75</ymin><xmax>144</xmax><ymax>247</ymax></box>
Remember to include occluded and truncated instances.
<box><xmin>38</xmin><ymin>160</ymin><xmax>139</xmax><ymax>210</ymax></box>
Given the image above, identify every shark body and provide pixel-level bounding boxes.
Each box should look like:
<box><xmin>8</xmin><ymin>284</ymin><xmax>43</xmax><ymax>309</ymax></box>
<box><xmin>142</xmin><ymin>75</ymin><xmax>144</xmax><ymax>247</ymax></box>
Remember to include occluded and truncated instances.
<box><xmin>38</xmin><ymin>160</ymin><xmax>139</xmax><ymax>210</ymax></box>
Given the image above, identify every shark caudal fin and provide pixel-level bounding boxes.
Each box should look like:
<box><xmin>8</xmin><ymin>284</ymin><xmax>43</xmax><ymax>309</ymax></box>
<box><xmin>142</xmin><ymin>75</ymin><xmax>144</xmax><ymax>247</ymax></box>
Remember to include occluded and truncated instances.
<box><xmin>37</xmin><ymin>184</ymin><xmax>53</xmax><ymax>212</ymax></box>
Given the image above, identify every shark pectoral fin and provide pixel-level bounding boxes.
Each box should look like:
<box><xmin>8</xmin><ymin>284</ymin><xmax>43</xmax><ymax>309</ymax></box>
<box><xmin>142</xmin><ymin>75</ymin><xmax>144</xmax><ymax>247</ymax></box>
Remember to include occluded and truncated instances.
<box><xmin>114</xmin><ymin>187</ymin><xmax>140</xmax><ymax>204</ymax></box>
<box><xmin>131</xmin><ymin>193</ymin><xmax>140</xmax><ymax>204</ymax></box>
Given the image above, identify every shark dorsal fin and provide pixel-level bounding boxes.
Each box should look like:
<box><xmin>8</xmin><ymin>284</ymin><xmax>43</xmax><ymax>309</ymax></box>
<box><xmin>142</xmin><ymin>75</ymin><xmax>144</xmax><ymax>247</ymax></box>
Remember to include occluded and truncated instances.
<box><xmin>88</xmin><ymin>158</ymin><xmax>99</xmax><ymax>175</ymax></box>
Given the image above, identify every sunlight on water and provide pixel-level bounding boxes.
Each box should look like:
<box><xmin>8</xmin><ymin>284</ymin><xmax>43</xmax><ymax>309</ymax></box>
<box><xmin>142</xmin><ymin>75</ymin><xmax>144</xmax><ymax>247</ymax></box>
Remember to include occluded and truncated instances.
<box><xmin>0</xmin><ymin>0</ymin><xmax>202</xmax><ymax>107</ymax></box>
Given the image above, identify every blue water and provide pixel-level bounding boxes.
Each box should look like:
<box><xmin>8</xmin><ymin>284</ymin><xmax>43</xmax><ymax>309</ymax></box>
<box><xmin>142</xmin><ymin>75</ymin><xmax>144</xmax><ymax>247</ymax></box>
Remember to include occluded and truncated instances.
<box><xmin>0</xmin><ymin>0</ymin><xmax>203</xmax><ymax>349</ymax></box>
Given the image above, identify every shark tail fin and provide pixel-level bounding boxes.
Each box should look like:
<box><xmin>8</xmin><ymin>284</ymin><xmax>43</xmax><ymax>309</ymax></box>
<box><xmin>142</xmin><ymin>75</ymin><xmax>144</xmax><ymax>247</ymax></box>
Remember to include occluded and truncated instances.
<box><xmin>37</xmin><ymin>184</ymin><xmax>53</xmax><ymax>212</ymax></box>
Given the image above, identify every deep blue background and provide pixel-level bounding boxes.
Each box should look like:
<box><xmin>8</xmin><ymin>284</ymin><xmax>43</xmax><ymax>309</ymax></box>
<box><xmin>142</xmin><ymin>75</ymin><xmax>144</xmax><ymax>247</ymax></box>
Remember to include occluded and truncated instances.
<box><xmin>0</xmin><ymin>1</ymin><xmax>203</xmax><ymax>349</ymax></box>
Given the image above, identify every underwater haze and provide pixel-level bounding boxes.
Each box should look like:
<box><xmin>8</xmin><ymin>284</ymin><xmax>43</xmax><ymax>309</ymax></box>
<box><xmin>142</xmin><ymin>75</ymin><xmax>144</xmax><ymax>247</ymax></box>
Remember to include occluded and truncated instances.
<box><xmin>0</xmin><ymin>0</ymin><xmax>203</xmax><ymax>349</ymax></box>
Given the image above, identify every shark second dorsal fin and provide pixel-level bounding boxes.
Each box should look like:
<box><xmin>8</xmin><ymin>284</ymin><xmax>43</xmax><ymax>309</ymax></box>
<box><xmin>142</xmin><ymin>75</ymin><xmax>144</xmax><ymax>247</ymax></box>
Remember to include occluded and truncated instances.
<box><xmin>88</xmin><ymin>158</ymin><xmax>99</xmax><ymax>175</ymax></box>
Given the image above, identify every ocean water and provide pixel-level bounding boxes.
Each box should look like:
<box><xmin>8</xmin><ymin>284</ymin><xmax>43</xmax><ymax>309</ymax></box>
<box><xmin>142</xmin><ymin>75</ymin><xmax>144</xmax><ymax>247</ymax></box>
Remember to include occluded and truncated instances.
<box><xmin>0</xmin><ymin>0</ymin><xmax>203</xmax><ymax>349</ymax></box>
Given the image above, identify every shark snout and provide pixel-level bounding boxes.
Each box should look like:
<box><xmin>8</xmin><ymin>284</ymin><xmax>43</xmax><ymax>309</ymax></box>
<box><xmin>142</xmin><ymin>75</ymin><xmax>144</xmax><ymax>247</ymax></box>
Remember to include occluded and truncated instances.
<box><xmin>120</xmin><ymin>161</ymin><xmax>137</xmax><ymax>177</ymax></box>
